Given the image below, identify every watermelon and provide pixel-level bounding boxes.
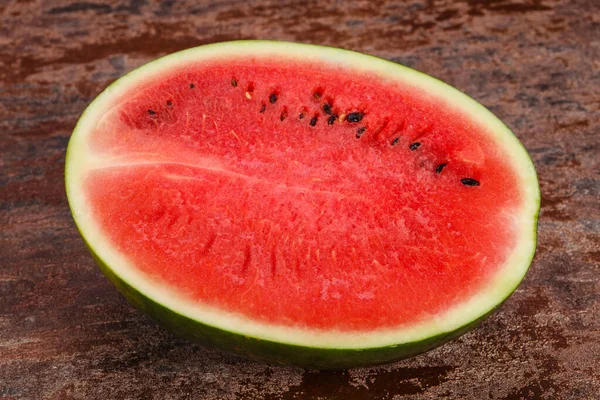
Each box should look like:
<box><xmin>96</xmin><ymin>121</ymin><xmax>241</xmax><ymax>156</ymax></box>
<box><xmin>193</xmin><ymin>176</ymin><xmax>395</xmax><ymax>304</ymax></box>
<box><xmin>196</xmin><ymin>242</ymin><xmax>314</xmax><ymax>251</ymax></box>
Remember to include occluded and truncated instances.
<box><xmin>65</xmin><ymin>41</ymin><xmax>539</xmax><ymax>369</ymax></box>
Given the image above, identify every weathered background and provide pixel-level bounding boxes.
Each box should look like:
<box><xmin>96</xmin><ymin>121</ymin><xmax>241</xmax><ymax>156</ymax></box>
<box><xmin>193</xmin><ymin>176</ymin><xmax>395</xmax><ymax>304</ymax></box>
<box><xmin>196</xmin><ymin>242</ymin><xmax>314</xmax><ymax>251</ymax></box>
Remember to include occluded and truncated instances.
<box><xmin>1</xmin><ymin>0</ymin><xmax>599</xmax><ymax>399</ymax></box>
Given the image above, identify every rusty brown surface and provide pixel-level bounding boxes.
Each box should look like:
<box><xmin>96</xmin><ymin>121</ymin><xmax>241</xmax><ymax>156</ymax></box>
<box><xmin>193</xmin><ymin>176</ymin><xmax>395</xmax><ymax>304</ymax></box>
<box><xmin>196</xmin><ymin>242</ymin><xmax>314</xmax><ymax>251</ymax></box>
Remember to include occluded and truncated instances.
<box><xmin>1</xmin><ymin>0</ymin><xmax>599</xmax><ymax>399</ymax></box>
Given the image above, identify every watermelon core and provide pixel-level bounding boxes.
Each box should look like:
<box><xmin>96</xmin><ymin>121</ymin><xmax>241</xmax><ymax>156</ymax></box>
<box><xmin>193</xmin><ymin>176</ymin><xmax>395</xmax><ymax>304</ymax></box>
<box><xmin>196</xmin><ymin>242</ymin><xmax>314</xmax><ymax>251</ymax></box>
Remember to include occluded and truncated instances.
<box><xmin>66</xmin><ymin>41</ymin><xmax>539</xmax><ymax>368</ymax></box>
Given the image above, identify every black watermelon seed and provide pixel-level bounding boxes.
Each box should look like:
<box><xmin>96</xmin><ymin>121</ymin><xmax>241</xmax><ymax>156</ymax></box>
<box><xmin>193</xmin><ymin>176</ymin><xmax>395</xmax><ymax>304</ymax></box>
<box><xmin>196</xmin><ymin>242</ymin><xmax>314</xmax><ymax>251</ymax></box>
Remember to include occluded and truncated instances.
<box><xmin>391</xmin><ymin>137</ymin><xmax>400</xmax><ymax>146</ymax></box>
<box><xmin>409</xmin><ymin>142</ymin><xmax>421</xmax><ymax>151</ymax></box>
<box><xmin>166</xmin><ymin>100</ymin><xmax>173</xmax><ymax>106</ymax></box>
<box><xmin>231</xmin><ymin>78</ymin><xmax>238</xmax><ymax>87</ymax></box>
<box><xmin>309</xmin><ymin>116</ymin><xmax>318</xmax><ymax>126</ymax></box>
<box><xmin>259</xmin><ymin>104</ymin><xmax>266</xmax><ymax>113</ymax></box>
<box><xmin>435</xmin><ymin>163</ymin><xmax>447</xmax><ymax>174</ymax></box>
<box><xmin>189</xmin><ymin>83</ymin><xmax>195</xmax><ymax>88</ymax></box>
<box><xmin>327</xmin><ymin>115</ymin><xmax>337</xmax><ymax>125</ymax></box>
<box><xmin>460</xmin><ymin>178</ymin><xmax>480</xmax><ymax>186</ymax></box>
<box><xmin>147</xmin><ymin>109</ymin><xmax>156</xmax><ymax>115</ymax></box>
<box><xmin>280</xmin><ymin>111</ymin><xmax>288</xmax><ymax>121</ymax></box>
<box><xmin>323</xmin><ymin>104</ymin><xmax>332</xmax><ymax>115</ymax></box>
<box><xmin>269</xmin><ymin>93</ymin><xmax>278</xmax><ymax>104</ymax></box>
<box><xmin>356</xmin><ymin>127</ymin><xmax>366</xmax><ymax>138</ymax></box>
<box><xmin>347</xmin><ymin>112</ymin><xmax>364</xmax><ymax>123</ymax></box>
<box><xmin>299</xmin><ymin>113</ymin><xmax>305</xmax><ymax>120</ymax></box>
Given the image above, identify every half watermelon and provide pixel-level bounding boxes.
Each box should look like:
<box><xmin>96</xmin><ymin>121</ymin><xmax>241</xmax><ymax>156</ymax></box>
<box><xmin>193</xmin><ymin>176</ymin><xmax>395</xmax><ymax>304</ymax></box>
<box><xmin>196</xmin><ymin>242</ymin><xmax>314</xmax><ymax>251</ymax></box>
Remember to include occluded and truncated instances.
<box><xmin>65</xmin><ymin>41</ymin><xmax>539</xmax><ymax>369</ymax></box>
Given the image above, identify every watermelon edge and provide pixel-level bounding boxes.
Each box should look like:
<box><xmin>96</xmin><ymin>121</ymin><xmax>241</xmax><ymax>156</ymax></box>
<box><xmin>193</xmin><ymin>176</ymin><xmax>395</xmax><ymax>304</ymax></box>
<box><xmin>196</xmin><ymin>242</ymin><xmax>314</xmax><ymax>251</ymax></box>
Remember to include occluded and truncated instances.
<box><xmin>84</xmin><ymin>239</ymin><xmax>519</xmax><ymax>369</ymax></box>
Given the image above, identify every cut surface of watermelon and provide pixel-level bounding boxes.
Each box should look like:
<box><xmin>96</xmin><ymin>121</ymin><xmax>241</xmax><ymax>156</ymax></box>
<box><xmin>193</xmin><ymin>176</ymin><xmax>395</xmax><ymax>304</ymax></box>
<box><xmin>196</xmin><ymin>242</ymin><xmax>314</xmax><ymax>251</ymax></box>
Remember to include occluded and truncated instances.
<box><xmin>66</xmin><ymin>41</ymin><xmax>539</xmax><ymax>367</ymax></box>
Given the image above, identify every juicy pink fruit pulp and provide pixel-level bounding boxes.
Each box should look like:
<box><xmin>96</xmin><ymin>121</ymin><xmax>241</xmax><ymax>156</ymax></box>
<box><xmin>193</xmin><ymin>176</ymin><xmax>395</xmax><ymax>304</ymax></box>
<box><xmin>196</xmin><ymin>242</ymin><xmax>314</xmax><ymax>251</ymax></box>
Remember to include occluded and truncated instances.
<box><xmin>85</xmin><ymin>57</ymin><xmax>522</xmax><ymax>331</ymax></box>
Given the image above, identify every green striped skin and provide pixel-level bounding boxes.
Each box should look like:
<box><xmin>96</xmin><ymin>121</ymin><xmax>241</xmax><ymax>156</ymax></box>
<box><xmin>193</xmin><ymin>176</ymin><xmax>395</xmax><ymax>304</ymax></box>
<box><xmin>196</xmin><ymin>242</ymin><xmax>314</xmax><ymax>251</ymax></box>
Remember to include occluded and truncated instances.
<box><xmin>88</xmin><ymin>243</ymin><xmax>524</xmax><ymax>369</ymax></box>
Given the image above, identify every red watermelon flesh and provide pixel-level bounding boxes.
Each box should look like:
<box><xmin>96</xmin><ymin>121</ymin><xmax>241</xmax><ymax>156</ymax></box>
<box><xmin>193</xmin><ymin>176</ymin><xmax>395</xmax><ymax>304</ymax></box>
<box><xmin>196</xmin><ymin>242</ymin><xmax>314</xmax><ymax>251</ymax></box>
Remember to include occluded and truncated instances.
<box><xmin>82</xmin><ymin>58</ymin><xmax>522</xmax><ymax>332</ymax></box>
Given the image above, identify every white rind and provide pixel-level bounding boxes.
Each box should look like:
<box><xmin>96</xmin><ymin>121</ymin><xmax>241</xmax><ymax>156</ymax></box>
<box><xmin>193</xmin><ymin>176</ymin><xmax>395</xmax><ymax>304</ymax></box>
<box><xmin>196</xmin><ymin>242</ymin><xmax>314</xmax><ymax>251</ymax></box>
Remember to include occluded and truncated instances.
<box><xmin>66</xmin><ymin>41</ymin><xmax>539</xmax><ymax>349</ymax></box>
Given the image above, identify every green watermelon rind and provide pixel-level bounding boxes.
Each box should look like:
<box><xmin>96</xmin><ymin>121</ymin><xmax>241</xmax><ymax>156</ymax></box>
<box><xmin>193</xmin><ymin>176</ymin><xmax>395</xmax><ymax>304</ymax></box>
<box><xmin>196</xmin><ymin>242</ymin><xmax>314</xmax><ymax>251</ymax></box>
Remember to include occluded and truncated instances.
<box><xmin>87</xmin><ymin>242</ymin><xmax>513</xmax><ymax>369</ymax></box>
<box><xmin>66</xmin><ymin>40</ymin><xmax>540</xmax><ymax>369</ymax></box>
